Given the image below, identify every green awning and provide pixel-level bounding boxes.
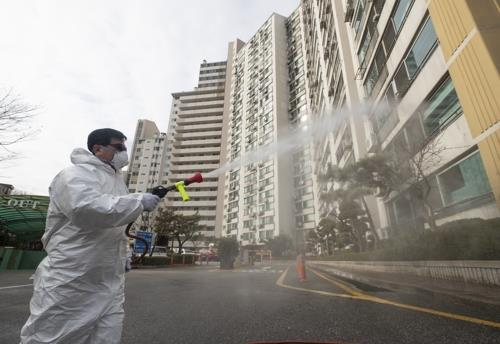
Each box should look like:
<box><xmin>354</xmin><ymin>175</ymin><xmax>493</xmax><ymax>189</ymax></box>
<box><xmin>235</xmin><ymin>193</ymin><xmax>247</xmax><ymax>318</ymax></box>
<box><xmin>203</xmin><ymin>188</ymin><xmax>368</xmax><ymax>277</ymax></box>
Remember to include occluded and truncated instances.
<box><xmin>0</xmin><ymin>195</ymin><xmax>49</xmax><ymax>241</ymax></box>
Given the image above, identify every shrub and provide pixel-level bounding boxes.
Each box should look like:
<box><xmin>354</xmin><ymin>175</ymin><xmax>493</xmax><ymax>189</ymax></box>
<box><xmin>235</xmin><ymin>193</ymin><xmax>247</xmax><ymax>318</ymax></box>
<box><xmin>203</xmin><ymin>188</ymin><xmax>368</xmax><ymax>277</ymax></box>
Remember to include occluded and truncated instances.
<box><xmin>310</xmin><ymin>218</ymin><xmax>500</xmax><ymax>261</ymax></box>
<box><xmin>141</xmin><ymin>256</ymin><xmax>170</xmax><ymax>266</ymax></box>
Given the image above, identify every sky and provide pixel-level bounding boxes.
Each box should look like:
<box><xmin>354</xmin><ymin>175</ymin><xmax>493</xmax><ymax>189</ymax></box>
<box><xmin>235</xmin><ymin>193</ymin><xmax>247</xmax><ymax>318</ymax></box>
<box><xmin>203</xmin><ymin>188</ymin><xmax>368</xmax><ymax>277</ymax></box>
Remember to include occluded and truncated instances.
<box><xmin>0</xmin><ymin>0</ymin><xmax>299</xmax><ymax>195</ymax></box>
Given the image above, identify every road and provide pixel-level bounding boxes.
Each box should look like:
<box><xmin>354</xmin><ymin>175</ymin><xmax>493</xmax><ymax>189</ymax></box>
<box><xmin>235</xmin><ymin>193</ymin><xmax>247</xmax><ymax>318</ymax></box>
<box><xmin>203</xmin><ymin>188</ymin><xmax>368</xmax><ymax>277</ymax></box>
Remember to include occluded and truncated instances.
<box><xmin>1</xmin><ymin>262</ymin><xmax>499</xmax><ymax>343</ymax></box>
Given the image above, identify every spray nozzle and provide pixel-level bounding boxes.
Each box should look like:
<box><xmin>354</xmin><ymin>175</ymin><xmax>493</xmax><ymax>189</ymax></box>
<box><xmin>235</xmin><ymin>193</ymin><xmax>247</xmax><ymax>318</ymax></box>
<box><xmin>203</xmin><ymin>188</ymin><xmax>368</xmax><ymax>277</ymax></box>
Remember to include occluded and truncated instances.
<box><xmin>151</xmin><ymin>172</ymin><xmax>203</xmax><ymax>201</ymax></box>
<box><xmin>184</xmin><ymin>172</ymin><xmax>203</xmax><ymax>185</ymax></box>
<box><xmin>176</xmin><ymin>172</ymin><xmax>203</xmax><ymax>202</ymax></box>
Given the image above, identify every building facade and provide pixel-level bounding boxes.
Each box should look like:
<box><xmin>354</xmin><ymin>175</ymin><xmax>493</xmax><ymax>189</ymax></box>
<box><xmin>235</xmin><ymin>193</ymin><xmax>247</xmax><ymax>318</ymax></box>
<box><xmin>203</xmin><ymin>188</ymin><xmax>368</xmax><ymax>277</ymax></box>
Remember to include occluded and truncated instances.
<box><xmin>222</xmin><ymin>14</ymin><xmax>299</xmax><ymax>246</ymax></box>
<box><xmin>164</xmin><ymin>61</ymin><xmax>228</xmax><ymax>237</ymax></box>
<box><xmin>126</xmin><ymin>119</ymin><xmax>168</xmax><ymax>193</ymax></box>
<box><xmin>341</xmin><ymin>0</ymin><xmax>500</xmax><ymax>236</ymax></box>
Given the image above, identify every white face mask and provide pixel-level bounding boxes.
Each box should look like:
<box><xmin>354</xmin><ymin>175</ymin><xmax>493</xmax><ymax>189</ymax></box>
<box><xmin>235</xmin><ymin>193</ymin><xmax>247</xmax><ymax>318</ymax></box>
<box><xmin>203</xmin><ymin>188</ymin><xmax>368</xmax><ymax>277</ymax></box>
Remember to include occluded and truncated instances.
<box><xmin>111</xmin><ymin>151</ymin><xmax>129</xmax><ymax>170</ymax></box>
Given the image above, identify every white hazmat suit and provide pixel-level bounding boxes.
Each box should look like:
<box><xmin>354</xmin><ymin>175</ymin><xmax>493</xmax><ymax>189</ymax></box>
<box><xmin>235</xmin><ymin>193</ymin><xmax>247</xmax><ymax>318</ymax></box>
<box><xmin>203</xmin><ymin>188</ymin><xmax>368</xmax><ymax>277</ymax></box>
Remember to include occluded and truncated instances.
<box><xmin>20</xmin><ymin>148</ymin><xmax>146</xmax><ymax>343</ymax></box>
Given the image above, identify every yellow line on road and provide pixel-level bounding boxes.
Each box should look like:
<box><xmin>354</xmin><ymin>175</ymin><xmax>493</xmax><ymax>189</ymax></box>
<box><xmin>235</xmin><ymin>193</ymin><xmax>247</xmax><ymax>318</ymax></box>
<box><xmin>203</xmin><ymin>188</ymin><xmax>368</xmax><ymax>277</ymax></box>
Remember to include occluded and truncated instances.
<box><xmin>307</xmin><ymin>267</ymin><xmax>500</xmax><ymax>329</ymax></box>
<box><xmin>275</xmin><ymin>267</ymin><xmax>361</xmax><ymax>300</ymax></box>
<box><xmin>309</xmin><ymin>268</ymin><xmax>364</xmax><ymax>297</ymax></box>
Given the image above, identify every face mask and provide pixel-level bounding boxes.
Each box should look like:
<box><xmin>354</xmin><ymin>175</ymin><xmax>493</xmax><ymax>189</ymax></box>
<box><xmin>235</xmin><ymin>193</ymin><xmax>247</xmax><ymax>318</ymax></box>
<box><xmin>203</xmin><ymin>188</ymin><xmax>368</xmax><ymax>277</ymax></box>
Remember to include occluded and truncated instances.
<box><xmin>111</xmin><ymin>151</ymin><xmax>129</xmax><ymax>170</ymax></box>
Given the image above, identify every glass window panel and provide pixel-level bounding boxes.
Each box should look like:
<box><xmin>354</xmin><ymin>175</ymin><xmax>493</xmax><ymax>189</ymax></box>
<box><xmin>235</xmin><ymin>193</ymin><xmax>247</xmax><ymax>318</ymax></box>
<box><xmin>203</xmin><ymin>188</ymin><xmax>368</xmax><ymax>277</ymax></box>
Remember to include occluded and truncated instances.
<box><xmin>393</xmin><ymin>65</ymin><xmax>410</xmax><ymax>95</ymax></box>
<box><xmin>439</xmin><ymin>153</ymin><xmax>492</xmax><ymax>205</ymax></box>
<box><xmin>404</xmin><ymin>18</ymin><xmax>438</xmax><ymax>78</ymax></box>
<box><xmin>404</xmin><ymin>115</ymin><xmax>425</xmax><ymax>154</ymax></box>
<box><xmin>392</xmin><ymin>0</ymin><xmax>413</xmax><ymax>32</ymax></box>
<box><xmin>352</xmin><ymin>0</ymin><xmax>366</xmax><ymax>34</ymax></box>
<box><xmin>364</xmin><ymin>64</ymin><xmax>378</xmax><ymax>95</ymax></box>
<box><xmin>382</xmin><ymin>22</ymin><xmax>396</xmax><ymax>54</ymax></box>
<box><xmin>422</xmin><ymin>77</ymin><xmax>462</xmax><ymax>135</ymax></box>
<box><xmin>358</xmin><ymin>30</ymin><xmax>371</xmax><ymax>64</ymax></box>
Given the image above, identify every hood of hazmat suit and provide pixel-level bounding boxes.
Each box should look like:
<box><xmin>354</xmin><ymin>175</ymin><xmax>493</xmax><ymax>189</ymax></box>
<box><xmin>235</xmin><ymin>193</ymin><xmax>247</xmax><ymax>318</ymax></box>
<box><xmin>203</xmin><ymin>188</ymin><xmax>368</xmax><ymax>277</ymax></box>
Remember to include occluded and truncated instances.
<box><xmin>20</xmin><ymin>148</ymin><xmax>145</xmax><ymax>344</ymax></box>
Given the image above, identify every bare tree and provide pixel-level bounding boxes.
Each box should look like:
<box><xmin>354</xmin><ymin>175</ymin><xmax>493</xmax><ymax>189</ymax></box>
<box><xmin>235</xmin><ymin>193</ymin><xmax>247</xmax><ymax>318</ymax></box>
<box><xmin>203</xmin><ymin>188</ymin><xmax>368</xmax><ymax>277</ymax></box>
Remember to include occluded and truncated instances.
<box><xmin>391</xmin><ymin>135</ymin><xmax>445</xmax><ymax>230</ymax></box>
<box><xmin>0</xmin><ymin>90</ymin><xmax>38</xmax><ymax>162</ymax></box>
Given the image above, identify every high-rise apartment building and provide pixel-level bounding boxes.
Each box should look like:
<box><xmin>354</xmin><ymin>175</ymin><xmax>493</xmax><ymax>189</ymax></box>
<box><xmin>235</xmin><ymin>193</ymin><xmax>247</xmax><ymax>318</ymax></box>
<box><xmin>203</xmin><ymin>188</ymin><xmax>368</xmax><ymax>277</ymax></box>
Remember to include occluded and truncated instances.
<box><xmin>222</xmin><ymin>15</ymin><xmax>297</xmax><ymax>246</ymax></box>
<box><xmin>286</xmin><ymin>8</ymin><xmax>321</xmax><ymax>244</ymax></box>
<box><xmin>127</xmin><ymin>119</ymin><xmax>168</xmax><ymax>193</ymax></box>
<box><xmin>164</xmin><ymin>61</ymin><xmax>227</xmax><ymax>237</ymax></box>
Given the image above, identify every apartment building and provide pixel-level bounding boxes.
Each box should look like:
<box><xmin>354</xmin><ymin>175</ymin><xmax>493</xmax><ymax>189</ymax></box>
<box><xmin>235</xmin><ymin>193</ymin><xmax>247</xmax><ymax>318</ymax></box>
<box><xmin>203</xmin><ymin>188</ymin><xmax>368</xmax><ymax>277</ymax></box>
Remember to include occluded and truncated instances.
<box><xmin>341</xmin><ymin>0</ymin><xmax>500</xmax><ymax>236</ymax></box>
<box><xmin>286</xmin><ymin>8</ymin><xmax>321</xmax><ymax>245</ymax></box>
<box><xmin>164</xmin><ymin>61</ymin><xmax>227</xmax><ymax>237</ymax></box>
<box><xmin>222</xmin><ymin>14</ymin><xmax>296</xmax><ymax>246</ymax></box>
<box><xmin>126</xmin><ymin>119</ymin><xmax>168</xmax><ymax>193</ymax></box>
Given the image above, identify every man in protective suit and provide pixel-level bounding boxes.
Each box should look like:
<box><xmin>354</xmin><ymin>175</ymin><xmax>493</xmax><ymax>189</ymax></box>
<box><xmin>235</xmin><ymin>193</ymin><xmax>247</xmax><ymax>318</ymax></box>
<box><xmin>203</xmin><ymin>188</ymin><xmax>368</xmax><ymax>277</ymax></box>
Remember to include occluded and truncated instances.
<box><xmin>20</xmin><ymin>128</ymin><xmax>161</xmax><ymax>343</ymax></box>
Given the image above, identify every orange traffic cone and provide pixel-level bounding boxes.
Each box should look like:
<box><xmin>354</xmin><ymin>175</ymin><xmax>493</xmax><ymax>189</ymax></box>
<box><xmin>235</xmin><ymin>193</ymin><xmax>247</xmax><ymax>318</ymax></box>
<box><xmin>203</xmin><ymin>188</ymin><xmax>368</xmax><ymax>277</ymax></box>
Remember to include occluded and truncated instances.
<box><xmin>296</xmin><ymin>253</ymin><xmax>307</xmax><ymax>282</ymax></box>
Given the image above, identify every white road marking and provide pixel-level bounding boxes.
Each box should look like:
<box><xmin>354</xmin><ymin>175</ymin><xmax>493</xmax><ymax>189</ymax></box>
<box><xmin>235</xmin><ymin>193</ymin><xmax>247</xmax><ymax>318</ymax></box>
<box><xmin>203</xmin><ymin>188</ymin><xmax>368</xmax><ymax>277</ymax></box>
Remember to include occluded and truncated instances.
<box><xmin>0</xmin><ymin>284</ymin><xmax>32</xmax><ymax>290</ymax></box>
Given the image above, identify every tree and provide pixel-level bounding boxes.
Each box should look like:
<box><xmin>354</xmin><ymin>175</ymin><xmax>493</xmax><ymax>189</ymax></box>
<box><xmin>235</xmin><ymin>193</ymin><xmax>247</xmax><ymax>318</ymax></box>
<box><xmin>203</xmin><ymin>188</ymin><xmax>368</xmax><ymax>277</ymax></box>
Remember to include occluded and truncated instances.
<box><xmin>154</xmin><ymin>207</ymin><xmax>204</xmax><ymax>254</ymax></box>
<box><xmin>154</xmin><ymin>207</ymin><xmax>178</xmax><ymax>254</ymax></box>
<box><xmin>218</xmin><ymin>237</ymin><xmax>239</xmax><ymax>269</ymax></box>
<box><xmin>265</xmin><ymin>234</ymin><xmax>294</xmax><ymax>257</ymax></box>
<box><xmin>343</xmin><ymin>135</ymin><xmax>445</xmax><ymax>232</ymax></box>
<box><xmin>315</xmin><ymin>217</ymin><xmax>336</xmax><ymax>255</ymax></box>
<box><xmin>174</xmin><ymin>212</ymin><xmax>204</xmax><ymax>254</ymax></box>
<box><xmin>305</xmin><ymin>230</ymin><xmax>321</xmax><ymax>255</ymax></box>
<box><xmin>0</xmin><ymin>90</ymin><xmax>38</xmax><ymax>163</ymax></box>
<box><xmin>319</xmin><ymin>164</ymin><xmax>379</xmax><ymax>250</ymax></box>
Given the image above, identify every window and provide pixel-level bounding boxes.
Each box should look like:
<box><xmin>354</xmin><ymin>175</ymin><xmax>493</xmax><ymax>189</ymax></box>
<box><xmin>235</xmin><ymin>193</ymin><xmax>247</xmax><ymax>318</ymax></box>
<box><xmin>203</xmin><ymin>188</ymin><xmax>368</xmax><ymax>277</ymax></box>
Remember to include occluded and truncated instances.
<box><xmin>404</xmin><ymin>18</ymin><xmax>438</xmax><ymax>76</ymax></box>
<box><xmin>392</xmin><ymin>0</ymin><xmax>413</xmax><ymax>32</ymax></box>
<box><xmin>358</xmin><ymin>30</ymin><xmax>371</xmax><ymax>64</ymax></box>
<box><xmin>352</xmin><ymin>0</ymin><xmax>366</xmax><ymax>35</ymax></box>
<box><xmin>438</xmin><ymin>152</ymin><xmax>491</xmax><ymax>206</ymax></box>
<box><xmin>422</xmin><ymin>76</ymin><xmax>462</xmax><ymax>135</ymax></box>
<box><xmin>391</xmin><ymin>16</ymin><xmax>438</xmax><ymax>97</ymax></box>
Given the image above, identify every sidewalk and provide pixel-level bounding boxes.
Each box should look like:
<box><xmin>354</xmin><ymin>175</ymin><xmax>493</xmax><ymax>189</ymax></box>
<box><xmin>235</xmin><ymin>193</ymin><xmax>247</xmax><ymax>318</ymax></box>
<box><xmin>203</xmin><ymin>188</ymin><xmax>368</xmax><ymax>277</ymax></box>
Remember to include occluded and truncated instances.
<box><xmin>310</xmin><ymin>262</ymin><xmax>500</xmax><ymax>306</ymax></box>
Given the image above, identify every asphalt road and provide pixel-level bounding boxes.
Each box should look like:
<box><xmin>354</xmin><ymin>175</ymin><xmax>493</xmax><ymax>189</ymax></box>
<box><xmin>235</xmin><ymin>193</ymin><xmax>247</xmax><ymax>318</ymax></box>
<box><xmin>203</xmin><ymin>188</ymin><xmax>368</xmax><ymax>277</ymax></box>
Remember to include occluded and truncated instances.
<box><xmin>1</xmin><ymin>262</ymin><xmax>499</xmax><ymax>344</ymax></box>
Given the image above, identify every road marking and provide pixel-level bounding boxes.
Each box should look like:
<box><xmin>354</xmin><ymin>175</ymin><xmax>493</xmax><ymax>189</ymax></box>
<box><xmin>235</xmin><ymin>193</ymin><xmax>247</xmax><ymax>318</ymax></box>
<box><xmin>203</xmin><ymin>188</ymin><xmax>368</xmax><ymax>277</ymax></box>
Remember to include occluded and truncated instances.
<box><xmin>309</xmin><ymin>268</ymin><xmax>364</xmax><ymax>297</ymax></box>
<box><xmin>307</xmin><ymin>267</ymin><xmax>500</xmax><ymax>330</ymax></box>
<box><xmin>275</xmin><ymin>267</ymin><xmax>360</xmax><ymax>300</ymax></box>
<box><xmin>0</xmin><ymin>284</ymin><xmax>32</xmax><ymax>290</ymax></box>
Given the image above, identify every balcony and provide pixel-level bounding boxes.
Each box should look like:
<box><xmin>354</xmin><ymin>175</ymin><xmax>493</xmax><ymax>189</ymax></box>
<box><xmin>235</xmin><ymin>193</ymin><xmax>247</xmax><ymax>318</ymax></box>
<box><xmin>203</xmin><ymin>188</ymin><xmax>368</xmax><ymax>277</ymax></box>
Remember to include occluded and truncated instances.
<box><xmin>179</xmin><ymin>93</ymin><xmax>224</xmax><ymax>102</ymax></box>
<box><xmin>169</xmin><ymin>163</ymin><xmax>220</xmax><ymax>172</ymax></box>
<box><xmin>172</xmin><ymin>146</ymin><xmax>221</xmax><ymax>155</ymax></box>
<box><xmin>175</xmin><ymin>122</ymin><xmax>222</xmax><ymax>133</ymax></box>
<box><xmin>179</xmin><ymin>100</ymin><xmax>225</xmax><ymax>111</ymax></box>
<box><xmin>169</xmin><ymin>200</ymin><xmax>217</xmax><ymax>207</ymax></box>
<box><xmin>175</xmin><ymin>130</ymin><xmax>222</xmax><ymax>140</ymax></box>
<box><xmin>176</xmin><ymin>115</ymin><xmax>222</xmax><ymax>125</ymax></box>
<box><xmin>170</xmin><ymin>155</ymin><xmax>220</xmax><ymax>163</ymax></box>
<box><xmin>173</xmin><ymin>138</ymin><xmax>221</xmax><ymax>148</ymax></box>
<box><xmin>175</xmin><ymin>210</ymin><xmax>217</xmax><ymax>217</ymax></box>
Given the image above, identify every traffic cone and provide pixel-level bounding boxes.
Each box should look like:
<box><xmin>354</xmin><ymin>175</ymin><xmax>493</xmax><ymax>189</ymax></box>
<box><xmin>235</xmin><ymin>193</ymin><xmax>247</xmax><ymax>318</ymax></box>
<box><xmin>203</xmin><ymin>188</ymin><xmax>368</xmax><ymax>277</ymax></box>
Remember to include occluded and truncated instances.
<box><xmin>296</xmin><ymin>253</ymin><xmax>307</xmax><ymax>282</ymax></box>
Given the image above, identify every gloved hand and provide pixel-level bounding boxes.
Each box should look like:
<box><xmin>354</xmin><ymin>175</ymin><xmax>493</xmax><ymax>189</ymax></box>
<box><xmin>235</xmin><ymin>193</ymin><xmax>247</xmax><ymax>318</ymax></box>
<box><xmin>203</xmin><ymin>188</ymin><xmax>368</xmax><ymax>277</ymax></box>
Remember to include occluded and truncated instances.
<box><xmin>141</xmin><ymin>193</ymin><xmax>161</xmax><ymax>211</ymax></box>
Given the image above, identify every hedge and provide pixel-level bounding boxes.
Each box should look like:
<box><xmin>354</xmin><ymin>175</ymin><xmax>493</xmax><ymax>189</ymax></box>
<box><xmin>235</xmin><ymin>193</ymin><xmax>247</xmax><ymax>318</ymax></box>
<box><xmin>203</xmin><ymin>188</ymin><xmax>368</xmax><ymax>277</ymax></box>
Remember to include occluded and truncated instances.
<box><xmin>139</xmin><ymin>254</ymin><xmax>197</xmax><ymax>266</ymax></box>
<box><xmin>311</xmin><ymin>218</ymin><xmax>500</xmax><ymax>261</ymax></box>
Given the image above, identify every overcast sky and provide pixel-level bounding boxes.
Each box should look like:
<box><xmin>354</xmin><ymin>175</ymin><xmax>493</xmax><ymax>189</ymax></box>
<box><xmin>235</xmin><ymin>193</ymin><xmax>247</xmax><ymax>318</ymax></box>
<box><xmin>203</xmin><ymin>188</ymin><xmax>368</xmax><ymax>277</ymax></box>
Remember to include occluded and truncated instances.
<box><xmin>0</xmin><ymin>0</ymin><xmax>299</xmax><ymax>195</ymax></box>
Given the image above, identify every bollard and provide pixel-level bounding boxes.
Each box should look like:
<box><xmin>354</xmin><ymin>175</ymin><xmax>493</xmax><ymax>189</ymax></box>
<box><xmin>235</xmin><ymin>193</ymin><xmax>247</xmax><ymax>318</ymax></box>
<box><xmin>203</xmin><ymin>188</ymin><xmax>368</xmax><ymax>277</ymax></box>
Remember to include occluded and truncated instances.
<box><xmin>296</xmin><ymin>253</ymin><xmax>307</xmax><ymax>282</ymax></box>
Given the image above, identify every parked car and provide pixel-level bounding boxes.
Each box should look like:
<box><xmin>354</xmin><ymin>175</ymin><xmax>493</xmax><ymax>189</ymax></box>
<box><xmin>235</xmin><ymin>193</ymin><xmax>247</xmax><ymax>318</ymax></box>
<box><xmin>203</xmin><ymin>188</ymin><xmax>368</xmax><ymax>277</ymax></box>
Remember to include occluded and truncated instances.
<box><xmin>181</xmin><ymin>248</ymin><xmax>199</xmax><ymax>256</ymax></box>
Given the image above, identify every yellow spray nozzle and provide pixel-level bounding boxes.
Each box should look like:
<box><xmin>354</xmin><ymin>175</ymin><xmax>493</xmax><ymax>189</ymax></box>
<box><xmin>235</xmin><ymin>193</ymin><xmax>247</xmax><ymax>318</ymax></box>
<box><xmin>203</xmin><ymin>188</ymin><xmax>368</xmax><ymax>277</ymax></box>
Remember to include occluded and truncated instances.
<box><xmin>175</xmin><ymin>181</ymin><xmax>190</xmax><ymax>202</ymax></box>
